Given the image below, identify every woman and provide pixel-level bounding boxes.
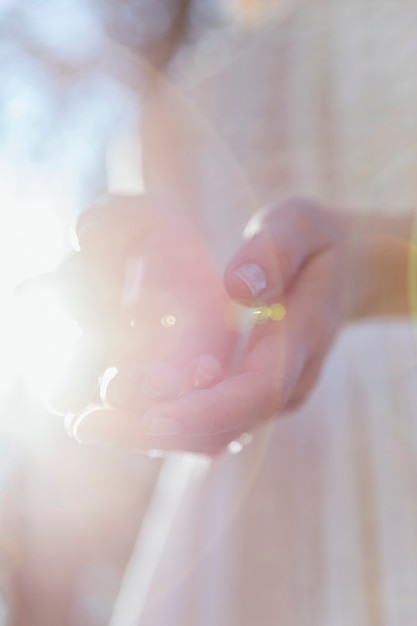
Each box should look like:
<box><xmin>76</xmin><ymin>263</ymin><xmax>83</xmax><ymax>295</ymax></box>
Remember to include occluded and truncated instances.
<box><xmin>55</xmin><ymin>0</ymin><xmax>417</xmax><ymax>624</ymax></box>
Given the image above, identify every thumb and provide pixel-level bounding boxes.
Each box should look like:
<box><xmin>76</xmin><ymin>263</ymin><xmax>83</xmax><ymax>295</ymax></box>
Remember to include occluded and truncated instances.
<box><xmin>224</xmin><ymin>198</ymin><xmax>340</xmax><ymax>305</ymax></box>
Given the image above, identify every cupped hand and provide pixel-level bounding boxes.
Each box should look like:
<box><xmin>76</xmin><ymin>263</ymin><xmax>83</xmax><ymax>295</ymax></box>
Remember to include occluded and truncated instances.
<box><xmin>73</xmin><ymin>198</ymin><xmax>349</xmax><ymax>455</ymax></box>
<box><xmin>48</xmin><ymin>195</ymin><xmax>235</xmax><ymax>421</ymax></box>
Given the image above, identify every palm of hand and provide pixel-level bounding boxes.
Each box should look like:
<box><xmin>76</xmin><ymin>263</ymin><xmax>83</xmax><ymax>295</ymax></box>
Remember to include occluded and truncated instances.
<box><xmin>59</xmin><ymin>196</ymin><xmax>345</xmax><ymax>457</ymax></box>
<box><xmin>49</xmin><ymin>196</ymin><xmax>235</xmax><ymax>419</ymax></box>
<box><xmin>70</xmin><ymin>241</ymin><xmax>343</xmax><ymax>456</ymax></box>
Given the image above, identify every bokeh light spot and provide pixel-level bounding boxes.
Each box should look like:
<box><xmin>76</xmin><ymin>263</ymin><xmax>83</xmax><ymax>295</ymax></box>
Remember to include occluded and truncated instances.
<box><xmin>161</xmin><ymin>314</ymin><xmax>176</xmax><ymax>328</ymax></box>
<box><xmin>252</xmin><ymin>303</ymin><xmax>286</xmax><ymax>324</ymax></box>
<box><xmin>269</xmin><ymin>303</ymin><xmax>286</xmax><ymax>321</ymax></box>
<box><xmin>228</xmin><ymin>440</ymin><xmax>243</xmax><ymax>455</ymax></box>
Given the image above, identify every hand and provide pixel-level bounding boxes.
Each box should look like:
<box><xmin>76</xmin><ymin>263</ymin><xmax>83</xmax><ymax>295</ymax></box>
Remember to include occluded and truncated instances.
<box><xmin>48</xmin><ymin>195</ymin><xmax>234</xmax><ymax>421</ymax></box>
<box><xmin>73</xmin><ymin>198</ymin><xmax>349</xmax><ymax>455</ymax></box>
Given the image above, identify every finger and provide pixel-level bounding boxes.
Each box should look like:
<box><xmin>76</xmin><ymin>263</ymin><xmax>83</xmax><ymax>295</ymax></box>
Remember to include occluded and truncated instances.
<box><xmin>102</xmin><ymin>360</ymin><xmax>181</xmax><ymax>412</ymax></box>
<box><xmin>224</xmin><ymin>197</ymin><xmax>340</xmax><ymax>304</ymax></box>
<box><xmin>70</xmin><ymin>407</ymin><xmax>240</xmax><ymax>456</ymax></box>
<box><xmin>70</xmin><ymin>305</ymin><xmax>306</xmax><ymax>449</ymax></box>
<box><xmin>103</xmin><ymin>354</ymin><xmax>222</xmax><ymax>414</ymax></box>
<box><xmin>136</xmin><ymin>297</ymin><xmax>307</xmax><ymax>437</ymax></box>
<box><xmin>141</xmin><ymin>370</ymin><xmax>286</xmax><ymax>436</ymax></box>
<box><xmin>185</xmin><ymin>354</ymin><xmax>223</xmax><ymax>391</ymax></box>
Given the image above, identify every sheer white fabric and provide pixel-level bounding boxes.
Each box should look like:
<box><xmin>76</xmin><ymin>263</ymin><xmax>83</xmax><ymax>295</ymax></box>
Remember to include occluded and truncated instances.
<box><xmin>113</xmin><ymin>2</ymin><xmax>417</xmax><ymax>624</ymax></box>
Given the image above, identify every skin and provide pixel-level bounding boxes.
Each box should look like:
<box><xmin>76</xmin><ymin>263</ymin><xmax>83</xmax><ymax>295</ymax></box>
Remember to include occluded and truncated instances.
<box><xmin>54</xmin><ymin>196</ymin><xmax>415</xmax><ymax>456</ymax></box>
<box><xmin>48</xmin><ymin>195</ymin><xmax>234</xmax><ymax>424</ymax></box>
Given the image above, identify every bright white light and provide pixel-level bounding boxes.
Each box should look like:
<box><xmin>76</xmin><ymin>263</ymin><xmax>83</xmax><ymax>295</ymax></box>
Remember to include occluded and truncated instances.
<box><xmin>227</xmin><ymin>432</ymin><xmax>253</xmax><ymax>455</ymax></box>
<box><xmin>0</xmin><ymin>170</ymin><xmax>78</xmax><ymax>404</ymax></box>
<box><xmin>0</xmin><ymin>169</ymin><xmax>69</xmax><ymax>292</ymax></box>
<box><xmin>99</xmin><ymin>367</ymin><xmax>119</xmax><ymax>406</ymax></box>
<box><xmin>11</xmin><ymin>284</ymin><xmax>82</xmax><ymax>401</ymax></box>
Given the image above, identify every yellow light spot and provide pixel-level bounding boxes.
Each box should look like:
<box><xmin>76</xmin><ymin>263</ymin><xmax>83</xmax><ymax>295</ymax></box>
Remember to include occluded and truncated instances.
<box><xmin>252</xmin><ymin>303</ymin><xmax>286</xmax><ymax>324</ymax></box>
<box><xmin>269</xmin><ymin>303</ymin><xmax>286</xmax><ymax>321</ymax></box>
<box><xmin>161</xmin><ymin>314</ymin><xmax>176</xmax><ymax>328</ymax></box>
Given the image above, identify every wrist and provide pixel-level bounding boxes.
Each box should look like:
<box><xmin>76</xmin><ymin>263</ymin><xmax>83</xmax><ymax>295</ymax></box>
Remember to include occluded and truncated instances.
<box><xmin>344</xmin><ymin>213</ymin><xmax>413</xmax><ymax>321</ymax></box>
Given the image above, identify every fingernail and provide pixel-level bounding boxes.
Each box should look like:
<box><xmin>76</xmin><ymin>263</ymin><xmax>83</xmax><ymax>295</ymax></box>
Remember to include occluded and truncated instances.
<box><xmin>141</xmin><ymin>365</ymin><xmax>180</xmax><ymax>398</ymax></box>
<box><xmin>147</xmin><ymin>418</ymin><xmax>183</xmax><ymax>436</ymax></box>
<box><xmin>193</xmin><ymin>365</ymin><xmax>216</xmax><ymax>388</ymax></box>
<box><xmin>141</xmin><ymin>376</ymin><xmax>169</xmax><ymax>397</ymax></box>
<box><xmin>67</xmin><ymin>412</ymin><xmax>88</xmax><ymax>441</ymax></box>
<box><xmin>233</xmin><ymin>263</ymin><xmax>266</xmax><ymax>298</ymax></box>
<box><xmin>99</xmin><ymin>367</ymin><xmax>119</xmax><ymax>405</ymax></box>
<box><xmin>72</xmin><ymin>209</ymin><xmax>109</xmax><ymax>250</ymax></box>
<box><xmin>191</xmin><ymin>355</ymin><xmax>222</xmax><ymax>389</ymax></box>
<box><xmin>70</xmin><ymin>410</ymin><xmax>113</xmax><ymax>445</ymax></box>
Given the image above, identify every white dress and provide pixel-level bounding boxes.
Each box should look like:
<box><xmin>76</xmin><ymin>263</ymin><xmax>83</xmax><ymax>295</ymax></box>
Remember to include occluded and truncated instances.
<box><xmin>112</xmin><ymin>1</ymin><xmax>417</xmax><ymax>624</ymax></box>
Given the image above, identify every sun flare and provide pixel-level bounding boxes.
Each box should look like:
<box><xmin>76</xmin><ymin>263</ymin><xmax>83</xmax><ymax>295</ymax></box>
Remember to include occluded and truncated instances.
<box><xmin>0</xmin><ymin>173</ymin><xmax>79</xmax><ymax>406</ymax></box>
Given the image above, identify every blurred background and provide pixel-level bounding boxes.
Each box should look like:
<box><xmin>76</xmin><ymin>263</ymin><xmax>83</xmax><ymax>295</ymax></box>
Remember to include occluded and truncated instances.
<box><xmin>4</xmin><ymin>1</ymin><xmax>417</xmax><ymax>625</ymax></box>
<box><xmin>0</xmin><ymin>1</ymin><xmax>229</xmax><ymax>623</ymax></box>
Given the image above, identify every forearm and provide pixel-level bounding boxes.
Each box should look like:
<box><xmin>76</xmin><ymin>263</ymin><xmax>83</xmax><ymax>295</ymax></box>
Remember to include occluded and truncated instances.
<box><xmin>345</xmin><ymin>213</ymin><xmax>415</xmax><ymax>321</ymax></box>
